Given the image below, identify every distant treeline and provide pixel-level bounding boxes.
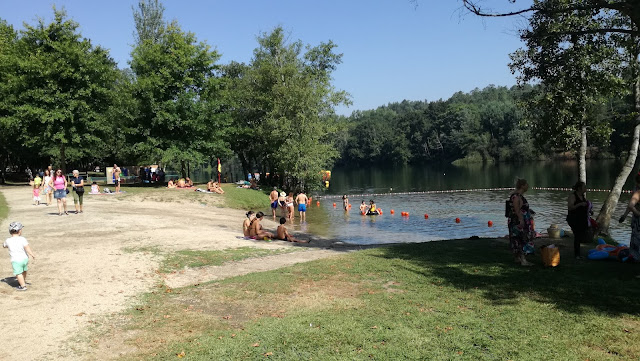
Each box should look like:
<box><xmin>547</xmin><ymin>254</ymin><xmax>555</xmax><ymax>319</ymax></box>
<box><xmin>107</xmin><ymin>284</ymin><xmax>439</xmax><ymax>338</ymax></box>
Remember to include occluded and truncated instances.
<box><xmin>337</xmin><ymin>84</ymin><xmax>632</xmax><ymax>166</ymax></box>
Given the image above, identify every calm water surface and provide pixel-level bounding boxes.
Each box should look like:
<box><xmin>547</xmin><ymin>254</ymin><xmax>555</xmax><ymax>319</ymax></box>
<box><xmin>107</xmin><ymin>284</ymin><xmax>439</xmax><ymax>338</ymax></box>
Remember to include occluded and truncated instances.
<box><xmin>279</xmin><ymin>160</ymin><xmax>636</xmax><ymax>245</ymax></box>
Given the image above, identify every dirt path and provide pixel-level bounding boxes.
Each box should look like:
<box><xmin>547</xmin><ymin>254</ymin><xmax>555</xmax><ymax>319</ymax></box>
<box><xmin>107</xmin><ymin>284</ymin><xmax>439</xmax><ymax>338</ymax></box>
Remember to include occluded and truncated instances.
<box><xmin>0</xmin><ymin>186</ymin><xmax>344</xmax><ymax>361</ymax></box>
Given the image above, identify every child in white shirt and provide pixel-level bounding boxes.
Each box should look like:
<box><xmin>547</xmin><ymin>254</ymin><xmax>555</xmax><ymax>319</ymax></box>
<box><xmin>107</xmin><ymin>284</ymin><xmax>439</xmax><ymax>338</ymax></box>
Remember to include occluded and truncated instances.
<box><xmin>3</xmin><ymin>222</ymin><xmax>36</xmax><ymax>291</ymax></box>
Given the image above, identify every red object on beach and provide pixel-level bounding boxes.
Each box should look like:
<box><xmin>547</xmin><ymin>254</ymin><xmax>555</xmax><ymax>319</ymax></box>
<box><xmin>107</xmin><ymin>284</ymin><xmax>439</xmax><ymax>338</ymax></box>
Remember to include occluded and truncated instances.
<box><xmin>488</xmin><ymin>220</ymin><xmax>493</xmax><ymax>227</ymax></box>
<box><xmin>390</xmin><ymin>209</ymin><xmax>395</xmax><ymax>214</ymax></box>
<box><xmin>455</xmin><ymin>218</ymin><xmax>461</xmax><ymax>223</ymax></box>
<box><xmin>424</xmin><ymin>214</ymin><xmax>429</xmax><ymax>219</ymax></box>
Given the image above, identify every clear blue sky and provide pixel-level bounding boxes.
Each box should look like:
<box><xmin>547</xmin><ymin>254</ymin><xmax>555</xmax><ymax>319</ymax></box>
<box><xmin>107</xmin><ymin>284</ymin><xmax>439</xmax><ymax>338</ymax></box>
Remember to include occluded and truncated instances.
<box><xmin>0</xmin><ymin>0</ymin><xmax>528</xmax><ymax>115</ymax></box>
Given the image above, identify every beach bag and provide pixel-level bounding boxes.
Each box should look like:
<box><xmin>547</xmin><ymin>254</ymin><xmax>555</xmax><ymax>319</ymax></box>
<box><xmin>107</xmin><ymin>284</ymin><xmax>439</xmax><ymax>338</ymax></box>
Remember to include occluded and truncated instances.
<box><xmin>541</xmin><ymin>245</ymin><xmax>560</xmax><ymax>267</ymax></box>
<box><xmin>505</xmin><ymin>194</ymin><xmax>515</xmax><ymax>218</ymax></box>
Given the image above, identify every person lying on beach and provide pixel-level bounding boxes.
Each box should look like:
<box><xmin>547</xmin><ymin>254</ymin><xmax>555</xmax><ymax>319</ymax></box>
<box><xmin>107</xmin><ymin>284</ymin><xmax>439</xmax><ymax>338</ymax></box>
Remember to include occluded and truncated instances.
<box><xmin>276</xmin><ymin>217</ymin><xmax>308</xmax><ymax>243</ymax></box>
<box><xmin>167</xmin><ymin>179</ymin><xmax>177</xmax><ymax>189</ymax></box>
<box><xmin>243</xmin><ymin>211</ymin><xmax>255</xmax><ymax>237</ymax></box>
<box><xmin>249</xmin><ymin>212</ymin><xmax>274</xmax><ymax>239</ymax></box>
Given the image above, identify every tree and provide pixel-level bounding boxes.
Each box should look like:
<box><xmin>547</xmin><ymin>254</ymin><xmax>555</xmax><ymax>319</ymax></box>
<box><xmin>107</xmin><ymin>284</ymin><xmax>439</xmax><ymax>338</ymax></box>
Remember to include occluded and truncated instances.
<box><xmin>0</xmin><ymin>19</ymin><xmax>19</xmax><ymax>182</ymax></box>
<box><xmin>227</xmin><ymin>27</ymin><xmax>350</xmax><ymax>190</ymax></box>
<box><xmin>133</xmin><ymin>0</ymin><xmax>165</xmax><ymax>46</ymax></box>
<box><xmin>130</xmin><ymin>21</ymin><xmax>229</xmax><ymax>176</ymax></box>
<box><xmin>509</xmin><ymin>2</ymin><xmax>624</xmax><ymax>184</ymax></box>
<box><xmin>463</xmin><ymin>0</ymin><xmax>640</xmax><ymax>233</ymax></box>
<box><xmin>5</xmin><ymin>9</ymin><xmax>119</xmax><ymax>173</ymax></box>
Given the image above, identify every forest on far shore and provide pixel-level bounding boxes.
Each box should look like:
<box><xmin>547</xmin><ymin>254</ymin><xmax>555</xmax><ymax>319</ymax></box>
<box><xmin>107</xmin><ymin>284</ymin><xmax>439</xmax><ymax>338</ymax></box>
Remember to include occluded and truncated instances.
<box><xmin>336</xmin><ymin>84</ymin><xmax>634</xmax><ymax>166</ymax></box>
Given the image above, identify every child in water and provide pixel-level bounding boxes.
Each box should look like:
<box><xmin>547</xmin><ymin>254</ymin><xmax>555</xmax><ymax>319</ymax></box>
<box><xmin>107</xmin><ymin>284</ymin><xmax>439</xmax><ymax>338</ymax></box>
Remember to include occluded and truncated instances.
<box><xmin>342</xmin><ymin>195</ymin><xmax>350</xmax><ymax>211</ymax></box>
<box><xmin>359</xmin><ymin>200</ymin><xmax>367</xmax><ymax>215</ymax></box>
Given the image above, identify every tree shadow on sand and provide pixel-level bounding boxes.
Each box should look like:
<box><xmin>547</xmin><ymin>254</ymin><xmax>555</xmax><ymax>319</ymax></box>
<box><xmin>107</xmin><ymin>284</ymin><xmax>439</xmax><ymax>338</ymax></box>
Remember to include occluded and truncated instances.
<box><xmin>375</xmin><ymin>238</ymin><xmax>640</xmax><ymax>317</ymax></box>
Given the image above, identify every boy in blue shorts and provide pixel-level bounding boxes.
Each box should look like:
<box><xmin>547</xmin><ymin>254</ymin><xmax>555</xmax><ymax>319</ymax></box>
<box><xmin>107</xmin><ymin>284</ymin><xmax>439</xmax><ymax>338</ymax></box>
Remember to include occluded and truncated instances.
<box><xmin>295</xmin><ymin>192</ymin><xmax>308</xmax><ymax>222</ymax></box>
<box><xmin>3</xmin><ymin>222</ymin><xmax>36</xmax><ymax>291</ymax></box>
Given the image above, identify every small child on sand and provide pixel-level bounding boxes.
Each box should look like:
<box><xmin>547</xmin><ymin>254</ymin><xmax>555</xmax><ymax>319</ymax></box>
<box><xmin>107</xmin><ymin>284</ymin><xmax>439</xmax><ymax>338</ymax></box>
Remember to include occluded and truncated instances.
<box><xmin>3</xmin><ymin>222</ymin><xmax>36</xmax><ymax>291</ymax></box>
<box><xmin>32</xmin><ymin>182</ymin><xmax>41</xmax><ymax>206</ymax></box>
<box><xmin>276</xmin><ymin>217</ymin><xmax>308</xmax><ymax>243</ymax></box>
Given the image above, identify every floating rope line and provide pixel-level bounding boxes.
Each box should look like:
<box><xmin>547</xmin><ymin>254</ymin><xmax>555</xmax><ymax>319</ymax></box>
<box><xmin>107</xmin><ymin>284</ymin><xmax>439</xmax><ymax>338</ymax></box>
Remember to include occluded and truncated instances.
<box><xmin>315</xmin><ymin>187</ymin><xmax>633</xmax><ymax>199</ymax></box>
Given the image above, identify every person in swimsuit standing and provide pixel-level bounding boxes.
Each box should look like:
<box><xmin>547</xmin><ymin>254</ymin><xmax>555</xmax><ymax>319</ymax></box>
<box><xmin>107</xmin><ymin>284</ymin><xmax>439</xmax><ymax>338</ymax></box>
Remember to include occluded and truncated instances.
<box><xmin>295</xmin><ymin>191</ymin><xmax>308</xmax><ymax>221</ymax></box>
<box><xmin>269</xmin><ymin>187</ymin><xmax>279</xmax><ymax>218</ymax></box>
<box><xmin>113</xmin><ymin>164</ymin><xmax>121</xmax><ymax>193</ymax></box>
<box><xmin>286</xmin><ymin>193</ymin><xmax>295</xmax><ymax>221</ymax></box>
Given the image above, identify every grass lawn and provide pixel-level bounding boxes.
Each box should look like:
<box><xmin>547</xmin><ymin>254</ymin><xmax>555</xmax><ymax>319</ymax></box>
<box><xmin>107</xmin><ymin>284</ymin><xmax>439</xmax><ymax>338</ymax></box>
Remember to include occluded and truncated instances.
<box><xmin>114</xmin><ymin>184</ymin><xmax>269</xmax><ymax>210</ymax></box>
<box><xmin>96</xmin><ymin>238</ymin><xmax>640</xmax><ymax>360</ymax></box>
<box><xmin>0</xmin><ymin>191</ymin><xmax>8</xmax><ymax>222</ymax></box>
<box><xmin>125</xmin><ymin>246</ymin><xmax>303</xmax><ymax>274</ymax></box>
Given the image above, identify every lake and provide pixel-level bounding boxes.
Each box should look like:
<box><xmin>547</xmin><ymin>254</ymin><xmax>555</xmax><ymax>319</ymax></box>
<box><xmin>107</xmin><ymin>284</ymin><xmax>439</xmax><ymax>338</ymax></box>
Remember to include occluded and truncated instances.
<box><xmin>280</xmin><ymin>160</ymin><xmax>637</xmax><ymax>245</ymax></box>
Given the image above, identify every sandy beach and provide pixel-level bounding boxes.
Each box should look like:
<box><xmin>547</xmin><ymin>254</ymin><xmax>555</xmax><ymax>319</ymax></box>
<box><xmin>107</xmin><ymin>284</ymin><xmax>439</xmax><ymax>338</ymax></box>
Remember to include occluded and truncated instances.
<box><xmin>0</xmin><ymin>186</ymin><xmax>344</xmax><ymax>360</ymax></box>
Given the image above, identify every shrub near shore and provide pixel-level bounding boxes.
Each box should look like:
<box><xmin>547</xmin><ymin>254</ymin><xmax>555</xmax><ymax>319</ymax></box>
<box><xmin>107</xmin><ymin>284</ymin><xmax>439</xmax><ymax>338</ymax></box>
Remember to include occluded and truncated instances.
<box><xmin>99</xmin><ymin>238</ymin><xmax>640</xmax><ymax>360</ymax></box>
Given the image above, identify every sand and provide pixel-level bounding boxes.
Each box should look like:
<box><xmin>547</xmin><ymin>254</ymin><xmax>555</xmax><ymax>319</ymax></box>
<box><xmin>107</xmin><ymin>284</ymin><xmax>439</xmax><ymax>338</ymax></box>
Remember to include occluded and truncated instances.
<box><xmin>0</xmin><ymin>186</ymin><xmax>345</xmax><ymax>360</ymax></box>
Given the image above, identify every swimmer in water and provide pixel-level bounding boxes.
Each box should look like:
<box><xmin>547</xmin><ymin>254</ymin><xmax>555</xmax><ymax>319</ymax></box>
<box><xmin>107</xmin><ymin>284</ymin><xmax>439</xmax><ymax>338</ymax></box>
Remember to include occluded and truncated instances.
<box><xmin>342</xmin><ymin>195</ymin><xmax>349</xmax><ymax>211</ymax></box>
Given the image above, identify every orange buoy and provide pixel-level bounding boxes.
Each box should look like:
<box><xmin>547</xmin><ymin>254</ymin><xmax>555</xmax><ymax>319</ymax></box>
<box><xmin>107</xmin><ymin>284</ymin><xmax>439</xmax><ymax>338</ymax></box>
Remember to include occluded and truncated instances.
<box><xmin>361</xmin><ymin>211</ymin><xmax>366</xmax><ymax>215</ymax></box>
<box><xmin>404</xmin><ymin>212</ymin><xmax>409</xmax><ymax>217</ymax></box>
<box><xmin>424</xmin><ymin>214</ymin><xmax>429</xmax><ymax>219</ymax></box>
<box><xmin>348</xmin><ymin>204</ymin><xmax>352</xmax><ymax>208</ymax></box>
<box><xmin>488</xmin><ymin>220</ymin><xmax>493</xmax><ymax>227</ymax></box>
<box><xmin>390</xmin><ymin>209</ymin><xmax>395</xmax><ymax>214</ymax></box>
<box><xmin>333</xmin><ymin>203</ymin><xmax>336</xmax><ymax>207</ymax></box>
<box><xmin>379</xmin><ymin>209</ymin><xmax>383</xmax><ymax>215</ymax></box>
<box><xmin>455</xmin><ymin>218</ymin><xmax>461</xmax><ymax>223</ymax></box>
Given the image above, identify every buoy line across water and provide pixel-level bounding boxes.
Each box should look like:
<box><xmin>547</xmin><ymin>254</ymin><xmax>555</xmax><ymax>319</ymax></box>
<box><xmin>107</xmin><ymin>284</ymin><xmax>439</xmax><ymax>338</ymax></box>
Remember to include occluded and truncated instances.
<box><xmin>316</xmin><ymin>187</ymin><xmax>633</xmax><ymax>200</ymax></box>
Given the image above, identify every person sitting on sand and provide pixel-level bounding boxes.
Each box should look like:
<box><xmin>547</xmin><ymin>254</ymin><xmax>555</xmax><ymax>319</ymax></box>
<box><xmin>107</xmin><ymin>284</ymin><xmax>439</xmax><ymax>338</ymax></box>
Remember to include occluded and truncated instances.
<box><xmin>249</xmin><ymin>212</ymin><xmax>273</xmax><ymax>239</ymax></box>
<box><xmin>185</xmin><ymin>177</ymin><xmax>193</xmax><ymax>187</ymax></box>
<box><xmin>177</xmin><ymin>178</ymin><xmax>186</xmax><ymax>188</ymax></box>
<box><xmin>90</xmin><ymin>182</ymin><xmax>100</xmax><ymax>194</ymax></box>
<box><xmin>276</xmin><ymin>217</ymin><xmax>308</xmax><ymax>243</ymax></box>
<box><xmin>243</xmin><ymin>211</ymin><xmax>255</xmax><ymax>237</ymax></box>
<box><xmin>167</xmin><ymin>179</ymin><xmax>177</xmax><ymax>189</ymax></box>
<box><xmin>207</xmin><ymin>180</ymin><xmax>225</xmax><ymax>194</ymax></box>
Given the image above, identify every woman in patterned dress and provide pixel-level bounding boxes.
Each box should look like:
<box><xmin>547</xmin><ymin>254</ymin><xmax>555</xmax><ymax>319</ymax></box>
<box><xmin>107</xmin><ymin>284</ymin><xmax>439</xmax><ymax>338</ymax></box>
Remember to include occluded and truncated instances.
<box><xmin>626</xmin><ymin>173</ymin><xmax>640</xmax><ymax>260</ymax></box>
<box><xmin>508</xmin><ymin>178</ymin><xmax>535</xmax><ymax>266</ymax></box>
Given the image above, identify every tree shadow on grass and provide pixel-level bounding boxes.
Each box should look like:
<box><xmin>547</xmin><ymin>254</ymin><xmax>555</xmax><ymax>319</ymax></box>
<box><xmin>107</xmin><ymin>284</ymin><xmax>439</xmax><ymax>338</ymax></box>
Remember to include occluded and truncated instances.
<box><xmin>375</xmin><ymin>238</ymin><xmax>640</xmax><ymax>316</ymax></box>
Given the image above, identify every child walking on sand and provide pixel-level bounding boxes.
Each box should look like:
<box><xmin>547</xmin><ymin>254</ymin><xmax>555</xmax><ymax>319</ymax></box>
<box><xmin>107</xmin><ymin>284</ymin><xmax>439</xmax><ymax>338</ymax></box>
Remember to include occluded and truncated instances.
<box><xmin>3</xmin><ymin>222</ymin><xmax>35</xmax><ymax>291</ymax></box>
<box><xmin>32</xmin><ymin>182</ymin><xmax>41</xmax><ymax>206</ymax></box>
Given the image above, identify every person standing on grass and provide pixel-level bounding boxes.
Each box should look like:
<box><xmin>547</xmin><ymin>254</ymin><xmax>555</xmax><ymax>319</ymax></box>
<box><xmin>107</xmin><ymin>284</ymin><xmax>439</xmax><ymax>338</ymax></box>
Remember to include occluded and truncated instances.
<box><xmin>624</xmin><ymin>172</ymin><xmax>640</xmax><ymax>261</ymax></box>
<box><xmin>3</xmin><ymin>222</ymin><xmax>36</xmax><ymax>291</ymax></box>
<box><xmin>295</xmin><ymin>191</ymin><xmax>308</xmax><ymax>222</ymax></box>
<box><xmin>113</xmin><ymin>164</ymin><xmax>121</xmax><ymax>193</ymax></box>
<box><xmin>269</xmin><ymin>187</ymin><xmax>279</xmax><ymax>218</ymax></box>
<box><xmin>507</xmin><ymin>178</ymin><xmax>535</xmax><ymax>266</ymax></box>
<box><xmin>566</xmin><ymin>181</ymin><xmax>590</xmax><ymax>259</ymax></box>
<box><xmin>70</xmin><ymin>170</ymin><xmax>85</xmax><ymax>214</ymax></box>
<box><xmin>52</xmin><ymin>169</ymin><xmax>69</xmax><ymax>216</ymax></box>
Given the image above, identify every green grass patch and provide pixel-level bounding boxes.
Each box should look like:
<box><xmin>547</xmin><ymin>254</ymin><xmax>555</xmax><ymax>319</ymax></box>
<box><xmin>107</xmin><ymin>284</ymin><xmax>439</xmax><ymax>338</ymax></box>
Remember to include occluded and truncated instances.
<box><xmin>0</xmin><ymin>191</ymin><xmax>8</xmax><ymax>222</ymax></box>
<box><xmin>219</xmin><ymin>184</ymin><xmax>271</xmax><ymax>210</ymax></box>
<box><xmin>160</xmin><ymin>247</ymin><xmax>301</xmax><ymax>273</ymax></box>
<box><xmin>94</xmin><ymin>239</ymin><xmax>640</xmax><ymax>360</ymax></box>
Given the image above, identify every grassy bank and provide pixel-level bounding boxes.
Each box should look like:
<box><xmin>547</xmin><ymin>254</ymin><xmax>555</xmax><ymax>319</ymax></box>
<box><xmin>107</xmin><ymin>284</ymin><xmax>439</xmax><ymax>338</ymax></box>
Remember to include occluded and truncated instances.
<box><xmin>93</xmin><ymin>238</ymin><xmax>640</xmax><ymax>360</ymax></box>
<box><xmin>115</xmin><ymin>184</ymin><xmax>269</xmax><ymax>210</ymax></box>
<box><xmin>0</xmin><ymin>191</ymin><xmax>8</xmax><ymax>222</ymax></box>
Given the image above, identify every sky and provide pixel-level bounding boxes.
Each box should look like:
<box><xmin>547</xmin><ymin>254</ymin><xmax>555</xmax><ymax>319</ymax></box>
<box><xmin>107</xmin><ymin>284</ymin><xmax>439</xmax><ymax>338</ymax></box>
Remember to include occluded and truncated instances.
<box><xmin>0</xmin><ymin>0</ymin><xmax>530</xmax><ymax>116</ymax></box>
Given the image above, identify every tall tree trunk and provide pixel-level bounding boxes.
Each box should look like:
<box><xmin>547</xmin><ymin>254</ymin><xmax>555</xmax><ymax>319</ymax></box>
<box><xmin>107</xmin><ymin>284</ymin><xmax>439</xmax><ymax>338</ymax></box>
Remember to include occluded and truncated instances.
<box><xmin>180</xmin><ymin>160</ymin><xmax>186</xmax><ymax>178</ymax></box>
<box><xmin>596</xmin><ymin>75</ymin><xmax>640</xmax><ymax>234</ymax></box>
<box><xmin>579</xmin><ymin>125</ymin><xmax>587</xmax><ymax>183</ymax></box>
